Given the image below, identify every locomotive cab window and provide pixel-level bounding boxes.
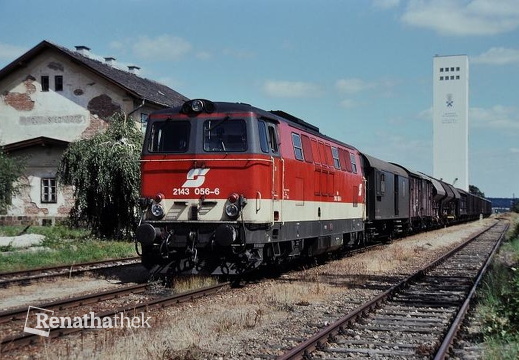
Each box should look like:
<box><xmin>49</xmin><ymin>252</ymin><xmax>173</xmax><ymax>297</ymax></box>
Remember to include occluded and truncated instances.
<box><xmin>258</xmin><ymin>120</ymin><xmax>269</xmax><ymax>153</ymax></box>
<box><xmin>148</xmin><ymin>120</ymin><xmax>190</xmax><ymax>153</ymax></box>
<box><xmin>204</xmin><ymin>119</ymin><xmax>247</xmax><ymax>152</ymax></box>
<box><xmin>267</xmin><ymin>124</ymin><xmax>279</xmax><ymax>153</ymax></box>
<box><xmin>291</xmin><ymin>133</ymin><xmax>304</xmax><ymax>160</ymax></box>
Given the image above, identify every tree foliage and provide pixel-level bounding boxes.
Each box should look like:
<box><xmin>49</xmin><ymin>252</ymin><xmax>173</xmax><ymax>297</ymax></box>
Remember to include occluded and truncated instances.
<box><xmin>469</xmin><ymin>184</ymin><xmax>485</xmax><ymax>198</ymax></box>
<box><xmin>512</xmin><ymin>199</ymin><xmax>519</xmax><ymax>214</ymax></box>
<box><xmin>0</xmin><ymin>151</ymin><xmax>25</xmax><ymax>214</ymax></box>
<box><xmin>58</xmin><ymin>113</ymin><xmax>143</xmax><ymax>238</ymax></box>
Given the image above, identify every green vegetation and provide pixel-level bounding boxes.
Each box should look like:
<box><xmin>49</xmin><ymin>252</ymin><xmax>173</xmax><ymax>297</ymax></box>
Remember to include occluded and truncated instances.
<box><xmin>478</xmin><ymin>216</ymin><xmax>519</xmax><ymax>359</ymax></box>
<box><xmin>0</xmin><ymin>225</ymin><xmax>135</xmax><ymax>273</ymax></box>
<box><xmin>58</xmin><ymin>113</ymin><xmax>143</xmax><ymax>239</ymax></box>
<box><xmin>0</xmin><ymin>151</ymin><xmax>25</xmax><ymax>214</ymax></box>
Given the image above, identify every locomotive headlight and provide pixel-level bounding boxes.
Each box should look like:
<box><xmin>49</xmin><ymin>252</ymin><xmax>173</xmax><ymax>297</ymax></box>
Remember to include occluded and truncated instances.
<box><xmin>191</xmin><ymin>99</ymin><xmax>204</xmax><ymax>112</ymax></box>
<box><xmin>225</xmin><ymin>203</ymin><xmax>239</xmax><ymax>218</ymax></box>
<box><xmin>151</xmin><ymin>203</ymin><xmax>165</xmax><ymax>218</ymax></box>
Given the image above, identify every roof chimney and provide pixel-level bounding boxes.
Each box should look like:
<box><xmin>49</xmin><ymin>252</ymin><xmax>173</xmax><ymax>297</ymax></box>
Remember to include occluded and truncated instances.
<box><xmin>104</xmin><ymin>57</ymin><xmax>116</xmax><ymax>66</ymax></box>
<box><xmin>75</xmin><ymin>45</ymin><xmax>91</xmax><ymax>56</ymax></box>
<box><xmin>128</xmin><ymin>65</ymin><xmax>141</xmax><ymax>75</ymax></box>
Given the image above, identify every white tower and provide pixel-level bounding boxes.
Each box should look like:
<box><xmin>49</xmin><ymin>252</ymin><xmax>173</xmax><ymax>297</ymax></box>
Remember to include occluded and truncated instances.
<box><xmin>433</xmin><ymin>55</ymin><xmax>469</xmax><ymax>191</ymax></box>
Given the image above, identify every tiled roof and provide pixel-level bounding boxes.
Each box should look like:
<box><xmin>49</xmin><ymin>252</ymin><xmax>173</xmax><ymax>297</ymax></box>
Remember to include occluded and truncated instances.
<box><xmin>0</xmin><ymin>40</ymin><xmax>189</xmax><ymax>108</ymax></box>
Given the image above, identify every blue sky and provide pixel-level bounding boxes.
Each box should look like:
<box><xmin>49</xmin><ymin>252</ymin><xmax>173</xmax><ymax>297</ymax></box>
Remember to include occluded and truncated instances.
<box><xmin>1</xmin><ymin>0</ymin><xmax>518</xmax><ymax>198</ymax></box>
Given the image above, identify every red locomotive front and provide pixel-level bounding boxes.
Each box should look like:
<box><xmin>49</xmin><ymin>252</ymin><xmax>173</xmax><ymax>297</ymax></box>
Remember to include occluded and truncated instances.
<box><xmin>136</xmin><ymin>99</ymin><xmax>366</xmax><ymax>277</ymax></box>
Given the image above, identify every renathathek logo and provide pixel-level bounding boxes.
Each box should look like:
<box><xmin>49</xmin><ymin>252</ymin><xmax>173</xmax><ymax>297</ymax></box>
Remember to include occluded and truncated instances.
<box><xmin>23</xmin><ymin>306</ymin><xmax>152</xmax><ymax>337</ymax></box>
<box><xmin>182</xmin><ymin>168</ymin><xmax>210</xmax><ymax>187</ymax></box>
<box><xmin>24</xmin><ymin>306</ymin><xmax>54</xmax><ymax>337</ymax></box>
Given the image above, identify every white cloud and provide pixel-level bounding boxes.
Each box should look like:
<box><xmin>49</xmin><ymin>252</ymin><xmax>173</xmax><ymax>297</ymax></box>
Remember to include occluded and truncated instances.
<box><xmin>335</xmin><ymin>78</ymin><xmax>376</xmax><ymax>94</ymax></box>
<box><xmin>401</xmin><ymin>0</ymin><xmax>519</xmax><ymax>36</ymax></box>
<box><xmin>132</xmin><ymin>34</ymin><xmax>192</xmax><ymax>61</ymax></box>
<box><xmin>196</xmin><ymin>51</ymin><xmax>212</xmax><ymax>60</ymax></box>
<box><xmin>372</xmin><ymin>0</ymin><xmax>401</xmax><ymax>10</ymax></box>
<box><xmin>471</xmin><ymin>47</ymin><xmax>519</xmax><ymax>65</ymax></box>
<box><xmin>0</xmin><ymin>43</ymin><xmax>27</xmax><ymax>62</ymax></box>
<box><xmin>262</xmin><ymin>80</ymin><xmax>322</xmax><ymax>98</ymax></box>
<box><xmin>339</xmin><ymin>99</ymin><xmax>359</xmax><ymax>108</ymax></box>
<box><xmin>470</xmin><ymin>105</ymin><xmax>519</xmax><ymax>132</ymax></box>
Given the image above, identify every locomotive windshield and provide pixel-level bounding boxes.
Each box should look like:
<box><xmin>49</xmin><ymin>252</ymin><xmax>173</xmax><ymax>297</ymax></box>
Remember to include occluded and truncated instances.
<box><xmin>147</xmin><ymin>120</ymin><xmax>190</xmax><ymax>153</ymax></box>
<box><xmin>203</xmin><ymin>119</ymin><xmax>247</xmax><ymax>152</ymax></box>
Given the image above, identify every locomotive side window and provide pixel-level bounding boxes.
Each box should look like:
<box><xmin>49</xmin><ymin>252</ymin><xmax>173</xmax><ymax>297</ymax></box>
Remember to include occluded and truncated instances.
<box><xmin>267</xmin><ymin>125</ymin><xmax>278</xmax><ymax>153</ymax></box>
<box><xmin>258</xmin><ymin>120</ymin><xmax>269</xmax><ymax>153</ymax></box>
<box><xmin>331</xmin><ymin>147</ymin><xmax>341</xmax><ymax>169</ymax></box>
<box><xmin>350</xmin><ymin>153</ymin><xmax>358</xmax><ymax>173</ymax></box>
<box><xmin>291</xmin><ymin>133</ymin><xmax>304</xmax><ymax>161</ymax></box>
<box><xmin>301</xmin><ymin>134</ymin><xmax>313</xmax><ymax>163</ymax></box>
<box><xmin>339</xmin><ymin>148</ymin><xmax>352</xmax><ymax>172</ymax></box>
<box><xmin>203</xmin><ymin>119</ymin><xmax>247</xmax><ymax>152</ymax></box>
<box><xmin>148</xmin><ymin>120</ymin><xmax>190</xmax><ymax>153</ymax></box>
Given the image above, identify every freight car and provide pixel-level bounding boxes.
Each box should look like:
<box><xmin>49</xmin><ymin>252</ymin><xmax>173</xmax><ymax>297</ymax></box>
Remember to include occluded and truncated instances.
<box><xmin>135</xmin><ymin>99</ymin><xmax>491</xmax><ymax>277</ymax></box>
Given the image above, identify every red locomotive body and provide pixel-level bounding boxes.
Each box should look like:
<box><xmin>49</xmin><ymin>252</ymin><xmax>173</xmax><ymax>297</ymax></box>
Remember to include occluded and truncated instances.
<box><xmin>136</xmin><ymin>99</ymin><xmax>491</xmax><ymax>278</ymax></box>
<box><xmin>136</xmin><ymin>99</ymin><xmax>366</xmax><ymax>275</ymax></box>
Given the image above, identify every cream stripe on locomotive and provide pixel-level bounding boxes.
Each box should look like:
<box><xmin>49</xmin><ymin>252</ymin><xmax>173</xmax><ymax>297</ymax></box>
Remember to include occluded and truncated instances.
<box><xmin>161</xmin><ymin>197</ymin><xmax>365</xmax><ymax>223</ymax></box>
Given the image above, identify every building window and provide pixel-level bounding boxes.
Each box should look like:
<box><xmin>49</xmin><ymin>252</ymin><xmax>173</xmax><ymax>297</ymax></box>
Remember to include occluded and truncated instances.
<box><xmin>41</xmin><ymin>178</ymin><xmax>57</xmax><ymax>203</ymax></box>
<box><xmin>445</xmin><ymin>68</ymin><xmax>449</xmax><ymax>72</ymax></box>
<box><xmin>55</xmin><ymin>75</ymin><xmax>63</xmax><ymax>91</ymax></box>
<box><xmin>456</xmin><ymin>67</ymin><xmax>460</xmax><ymax>71</ymax></box>
<box><xmin>291</xmin><ymin>133</ymin><xmax>304</xmax><ymax>161</ymax></box>
<box><xmin>41</xmin><ymin>76</ymin><xmax>49</xmax><ymax>91</ymax></box>
<box><xmin>451</xmin><ymin>76</ymin><xmax>455</xmax><ymax>80</ymax></box>
<box><xmin>456</xmin><ymin>75</ymin><xmax>460</xmax><ymax>80</ymax></box>
<box><xmin>440</xmin><ymin>68</ymin><xmax>444</xmax><ymax>72</ymax></box>
<box><xmin>440</xmin><ymin>76</ymin><xmax>444</xmax><ymax>80</ymax></box>
<box><xmin>450</xmin><ymin>67</ymin><xmax>454</xmax><ymax>71</ymax></box>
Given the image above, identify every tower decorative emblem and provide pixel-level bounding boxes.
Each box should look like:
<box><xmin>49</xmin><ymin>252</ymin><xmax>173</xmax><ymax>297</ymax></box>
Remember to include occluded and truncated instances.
<box><xmin>446</xmin><ymin>93</ymin><xmax>453</xmax><ymax>107</ymax></box>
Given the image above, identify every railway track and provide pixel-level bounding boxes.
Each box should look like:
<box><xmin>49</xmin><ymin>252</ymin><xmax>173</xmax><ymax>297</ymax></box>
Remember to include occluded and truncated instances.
<box><xmin>0</xmin><ymin>257</ymin><xmax>142</xmax><ymax>287</ymax></box>
<box><xmin>0</xmin><ymin>281</ymin><xmax>230</xmax><ymax>353</ymax></box>
<box><xmin>277</xmin><ymin>220</ymin><xmax>508</xmax><ymax>359</ymax></box>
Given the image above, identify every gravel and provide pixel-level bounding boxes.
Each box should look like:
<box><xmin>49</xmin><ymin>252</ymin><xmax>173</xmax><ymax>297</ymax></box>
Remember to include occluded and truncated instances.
<box><xmin>2</xmin><ymin>218</ymin><xmax>498</xmax><ymax>359</ymax></box>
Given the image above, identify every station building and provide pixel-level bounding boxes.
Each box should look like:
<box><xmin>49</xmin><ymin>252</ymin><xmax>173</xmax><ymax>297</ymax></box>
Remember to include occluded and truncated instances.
<box><xmin>0</xmin><ymin>40</ymin><xmax>188</xmax><ymax>225</ymax></box>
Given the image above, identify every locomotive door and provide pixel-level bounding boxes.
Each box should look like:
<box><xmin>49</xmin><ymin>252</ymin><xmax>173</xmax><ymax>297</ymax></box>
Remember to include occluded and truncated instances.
<box><xmin>265</xmin><ymin>121</ymin><xmax>282</xmax><ymax>223</ymax></box>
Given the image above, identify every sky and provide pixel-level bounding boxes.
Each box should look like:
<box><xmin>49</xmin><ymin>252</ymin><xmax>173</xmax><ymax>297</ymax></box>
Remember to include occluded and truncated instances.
<box><xmin>0</xmin><ymin>0</ymin><xmax>518</xmax><ymax>198</ymax></box>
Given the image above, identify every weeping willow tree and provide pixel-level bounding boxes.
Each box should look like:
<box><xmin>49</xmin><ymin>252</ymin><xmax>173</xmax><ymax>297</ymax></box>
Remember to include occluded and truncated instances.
<box><xmin>58</xmin><ymin>113</ymin><xmax>143</xmax><ymax>238</ymax></box>
<box><xmin>0</xmin><ymin>151</ymin><xmax>25</xmax><ymax>214</ymax></box>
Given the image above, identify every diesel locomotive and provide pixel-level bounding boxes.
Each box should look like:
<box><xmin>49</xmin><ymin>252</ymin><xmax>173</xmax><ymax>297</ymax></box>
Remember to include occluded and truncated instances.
<box><xmin>135</xmin><ymin>99</ymin><xmax>491</xmax><ymax>276</ymax></box>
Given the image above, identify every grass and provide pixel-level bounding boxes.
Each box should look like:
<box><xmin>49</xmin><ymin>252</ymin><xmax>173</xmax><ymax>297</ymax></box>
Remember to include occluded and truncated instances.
<box><xmin>0</xmin><ymin>225</ymin><xmax>136</xmax><ymax>273</ymax></box>
<box><xmin>475</xmin><ymin>212</ymin><xmax>519</xmax><ymax>359</ymax></box>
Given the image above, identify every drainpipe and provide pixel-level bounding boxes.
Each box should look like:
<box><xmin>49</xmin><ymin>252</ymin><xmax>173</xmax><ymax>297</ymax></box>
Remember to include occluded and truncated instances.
<box><xmin>126</xmin><ymin>98</ymin><xmax>146</xmax><ymax>124</ymax></box>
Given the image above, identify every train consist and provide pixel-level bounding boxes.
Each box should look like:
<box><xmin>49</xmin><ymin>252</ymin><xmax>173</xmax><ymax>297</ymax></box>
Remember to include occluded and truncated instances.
<box><xmin>135</xmin><ymin>99</ymin><xmax>491</xmax><ymax>276</ymax></box>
